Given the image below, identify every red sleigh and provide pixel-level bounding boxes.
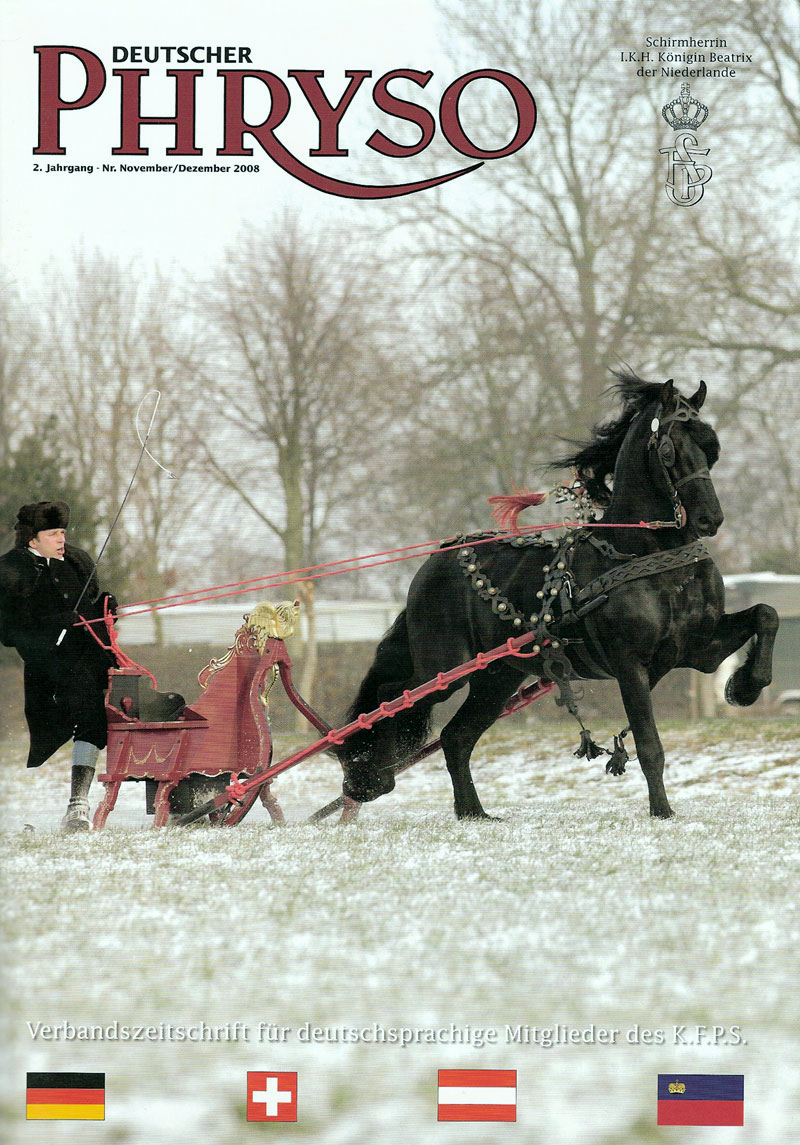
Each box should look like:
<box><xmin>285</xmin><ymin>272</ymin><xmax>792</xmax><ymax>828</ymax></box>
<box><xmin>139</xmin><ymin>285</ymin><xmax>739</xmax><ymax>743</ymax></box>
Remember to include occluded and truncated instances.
<box><xmin>92</xmin><ymin>597</ymin><xmax>555</xmax><ymax>830</ymax></box>
<box><xmin>93</xmin><ymin>599</ymin><xmax>345</xmax><ymax>828</ymax></box>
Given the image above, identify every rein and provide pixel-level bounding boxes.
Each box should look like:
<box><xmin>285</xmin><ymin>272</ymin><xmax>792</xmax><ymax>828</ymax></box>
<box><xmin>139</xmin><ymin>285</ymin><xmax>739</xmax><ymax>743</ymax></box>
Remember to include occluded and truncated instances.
<box><xmin>72</xmin><ymin>516</ymin><xmax>680</xmax><ymax>630</ymax></box>
<box><xmin>73</xmin><ymin>388</ymin><xmax>714</xmax><ymax>630</ymax></box>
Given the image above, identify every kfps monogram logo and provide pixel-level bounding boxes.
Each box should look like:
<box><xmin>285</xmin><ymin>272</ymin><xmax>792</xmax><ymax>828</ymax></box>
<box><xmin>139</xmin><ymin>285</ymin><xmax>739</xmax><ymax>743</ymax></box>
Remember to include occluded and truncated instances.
<box><xmin>659</xmin><ymin>83</ymin><xmax>712</xmax><ymax>205</ymax></box>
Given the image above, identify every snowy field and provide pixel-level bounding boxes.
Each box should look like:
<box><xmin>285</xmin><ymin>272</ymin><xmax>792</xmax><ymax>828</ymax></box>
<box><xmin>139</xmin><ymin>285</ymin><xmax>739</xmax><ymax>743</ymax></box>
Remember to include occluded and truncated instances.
<box><xmin>2</xmin><ymin>717</ymin><xmax>799</xmax><ymax>1143</ymax></box>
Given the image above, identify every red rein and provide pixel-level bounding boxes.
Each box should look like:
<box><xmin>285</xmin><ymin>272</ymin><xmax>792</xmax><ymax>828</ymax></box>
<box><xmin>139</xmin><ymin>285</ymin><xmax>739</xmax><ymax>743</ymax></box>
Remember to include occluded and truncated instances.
<box><xmin>73</xmin><ymin>496</ymin><xmax>667</xmax><ymax>628</ymax></box>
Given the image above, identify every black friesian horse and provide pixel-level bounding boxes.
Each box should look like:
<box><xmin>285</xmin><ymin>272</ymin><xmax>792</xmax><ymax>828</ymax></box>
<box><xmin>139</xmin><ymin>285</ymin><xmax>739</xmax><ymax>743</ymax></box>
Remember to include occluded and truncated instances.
<box><xmin>339</xmin><ymin>375</ymin><xmax>778</xmax><ymax>819</ymax></box>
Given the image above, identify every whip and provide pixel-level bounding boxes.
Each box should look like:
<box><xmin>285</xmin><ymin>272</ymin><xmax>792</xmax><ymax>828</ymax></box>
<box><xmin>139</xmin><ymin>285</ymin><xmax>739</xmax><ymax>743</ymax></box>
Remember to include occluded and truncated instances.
<box><xmin>56</xmin><ymin>390</ymin><xmax>175</xmax><ymax>645</ymax></box>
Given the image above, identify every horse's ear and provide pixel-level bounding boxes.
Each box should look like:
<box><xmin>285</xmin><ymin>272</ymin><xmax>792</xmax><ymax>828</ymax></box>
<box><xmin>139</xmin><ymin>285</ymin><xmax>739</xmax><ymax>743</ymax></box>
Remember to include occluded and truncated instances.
<box><xmin>689</xmin><ymin>379</ymin><xmax>707</xmax><ymax>410</ymax></box>
<box><xmin>659</xmin><ymin>378</ymin><xmax>676</xmax><ymax>408</ymax></box>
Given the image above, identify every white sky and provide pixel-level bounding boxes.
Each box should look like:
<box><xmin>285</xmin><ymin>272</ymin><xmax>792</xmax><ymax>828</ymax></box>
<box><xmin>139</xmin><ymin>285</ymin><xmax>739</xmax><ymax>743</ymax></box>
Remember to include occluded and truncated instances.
<box><xmin>0</xmin><ymin>0</ymin><xmax>457</xmax><ymax>283</ymax></box>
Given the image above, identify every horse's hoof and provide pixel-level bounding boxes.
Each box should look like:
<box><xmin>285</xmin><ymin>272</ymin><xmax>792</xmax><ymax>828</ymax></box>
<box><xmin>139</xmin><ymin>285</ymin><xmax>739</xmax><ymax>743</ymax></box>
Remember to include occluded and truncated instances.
<box><xmin>650</xmin><ymin>807</ymin><xmax>675</xmax><ymax>819</ymax></box>
<box><xmin>724</xmin><ymin>670</ymin><xmax>762</xmax><ymax>708</ymax></box>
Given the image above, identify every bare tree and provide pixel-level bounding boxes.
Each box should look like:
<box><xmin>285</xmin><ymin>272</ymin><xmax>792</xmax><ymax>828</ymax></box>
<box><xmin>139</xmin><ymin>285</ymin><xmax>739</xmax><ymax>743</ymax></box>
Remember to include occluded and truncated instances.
<box><xmin>641</xmin><ymin>0</ymin><xmax>800</xmax><ymax>568</ymax></box>
<box><xmin>383</xmin><ymin>0</ymin><xmax>800</xmax><ymax>572</ymax></box>
<box><xmin>376</xmin><ymin>0</ymin><xmax>727</xmax><ymax>533</ymax></box>
<box><xmin>387</xmin><ymin>265</ymin><xmax>560</xmax><ymax>539</ymax></box>
<box><xmin>393</xmin><ymin>0</ymin><xmax>696</xmax><ymax>429</ymax></box>
<box><xmin>194</xmin><ymin>214</ymin><xmax>417</xmax><ymax>566</ymax></box>
<box><xmin>32</xmin><ymin>252</ymin><xmax>201</xmax><ymax>608</ymax></box>
<box><xmin>193</xmin><ymin>213</ymin><xmax>418</xmax><ymax>708</ymax></box>
<box><xmin>649</xmin><ymin>0</ymin><xmax>800</xmax><ymax>376</ymax></box>
<box><xmin>734</xmin><ymin>0</ymin><xmax>800</xmax><ymax>147</ymax></box>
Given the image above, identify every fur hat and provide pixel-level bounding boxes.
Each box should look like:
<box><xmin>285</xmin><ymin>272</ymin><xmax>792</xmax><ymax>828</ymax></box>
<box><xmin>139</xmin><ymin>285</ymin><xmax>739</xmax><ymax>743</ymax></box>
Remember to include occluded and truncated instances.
<box><xmin>14</xmin><ymin>500</ymin><xmax>70</xmax><ymax>548</ymax></box>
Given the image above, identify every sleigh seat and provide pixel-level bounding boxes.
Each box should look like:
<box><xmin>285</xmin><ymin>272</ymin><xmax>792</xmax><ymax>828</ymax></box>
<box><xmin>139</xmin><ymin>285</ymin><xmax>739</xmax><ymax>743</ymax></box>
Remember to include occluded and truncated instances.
<box><xmin>93</xmin><ymin>600</ymin><xmax>302</xmax><ymax>828</ymax></box>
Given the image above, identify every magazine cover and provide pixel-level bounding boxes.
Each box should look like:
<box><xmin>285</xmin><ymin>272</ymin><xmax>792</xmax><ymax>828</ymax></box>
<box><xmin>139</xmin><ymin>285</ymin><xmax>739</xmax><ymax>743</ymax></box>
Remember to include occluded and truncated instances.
<box><xmin>2</xmin><ymin>1</ymin><xmax>798</xmax><ymax>1141</ymax></box>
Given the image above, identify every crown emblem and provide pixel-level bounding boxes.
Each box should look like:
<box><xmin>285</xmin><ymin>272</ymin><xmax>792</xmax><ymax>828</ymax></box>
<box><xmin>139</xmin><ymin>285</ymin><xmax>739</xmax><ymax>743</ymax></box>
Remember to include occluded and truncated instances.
<box><xmin>668</xmin><ymin>1080</ymin><xmax>687</xmax><ymax>1094</ymax></box>
<box><xmin>662</xmin><ymin>83</ymin><xmax>708</xmax><ymax>130</ymax></box>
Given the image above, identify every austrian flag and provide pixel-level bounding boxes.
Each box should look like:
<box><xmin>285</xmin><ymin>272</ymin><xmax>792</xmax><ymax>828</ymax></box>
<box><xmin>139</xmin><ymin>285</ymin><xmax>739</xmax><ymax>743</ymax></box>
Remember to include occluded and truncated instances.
<box><xmin>437</xmin><ymin>1069</ymin><xmax>517</xmax><ymax>1122</ymax></box>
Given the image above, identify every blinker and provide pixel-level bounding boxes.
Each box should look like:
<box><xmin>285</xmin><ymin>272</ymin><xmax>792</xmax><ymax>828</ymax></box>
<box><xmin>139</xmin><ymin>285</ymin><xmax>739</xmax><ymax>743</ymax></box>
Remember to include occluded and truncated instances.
<box><xmin>658</xmin><ymin>437</ymin><xmax>676</xmax><ymax>466</ymax></box>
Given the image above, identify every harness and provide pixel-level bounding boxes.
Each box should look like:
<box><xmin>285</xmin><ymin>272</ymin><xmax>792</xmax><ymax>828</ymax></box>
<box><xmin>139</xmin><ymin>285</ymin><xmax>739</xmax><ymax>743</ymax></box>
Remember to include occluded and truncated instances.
<box><xmin>648</xmin><ymin>392</ymin><xmax>713</xmax><ymax>528</ymax></box>
<box><xmin>452</xmin><ymin>527</ymin><xmax>711</xmax><ymax>772</ymax></box>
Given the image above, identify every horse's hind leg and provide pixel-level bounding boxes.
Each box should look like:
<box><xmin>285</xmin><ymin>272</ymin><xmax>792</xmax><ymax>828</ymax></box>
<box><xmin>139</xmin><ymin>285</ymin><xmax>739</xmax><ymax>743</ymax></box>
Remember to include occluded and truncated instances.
<box><xmin>682</xmin><ymin>605</ymin><xmax>779</xmax><ymax>706</ymax></box>
<box><xmin>440</xmin><ymin>668</ymin><xmax>521</xmax><ymax>820</ymax></box>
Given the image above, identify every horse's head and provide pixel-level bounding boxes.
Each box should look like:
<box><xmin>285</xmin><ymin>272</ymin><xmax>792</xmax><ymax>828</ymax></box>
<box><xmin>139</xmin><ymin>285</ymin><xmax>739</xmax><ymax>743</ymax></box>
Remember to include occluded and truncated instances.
<box><xmin>557</xmin><ymin>374</ymin><xmax>725</xmax><ymax>538</ymax></box>
<box><xmin>644</xmin><ymin>379</ymin><xmax>723</xmax><ymax>537</ymax></box>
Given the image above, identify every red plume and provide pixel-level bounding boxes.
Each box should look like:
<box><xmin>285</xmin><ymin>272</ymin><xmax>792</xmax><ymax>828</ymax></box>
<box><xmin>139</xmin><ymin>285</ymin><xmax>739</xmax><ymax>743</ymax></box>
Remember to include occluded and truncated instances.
<box><xmin>487</xmin><ymin>485</ymin><xmax>547</xmax><ymax>534</ymax></box>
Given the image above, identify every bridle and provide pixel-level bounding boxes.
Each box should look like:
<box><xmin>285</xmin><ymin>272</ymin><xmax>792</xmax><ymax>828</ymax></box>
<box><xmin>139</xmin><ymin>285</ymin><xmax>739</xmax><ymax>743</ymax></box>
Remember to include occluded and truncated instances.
<box><xmin>647</xmin><ymin>390</ymin><xmax>713</xmax><ymax>529</ymax></box>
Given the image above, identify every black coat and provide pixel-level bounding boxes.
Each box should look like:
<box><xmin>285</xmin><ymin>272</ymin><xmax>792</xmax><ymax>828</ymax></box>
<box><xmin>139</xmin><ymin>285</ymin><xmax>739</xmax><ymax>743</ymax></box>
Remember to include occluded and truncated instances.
<box><xmin>0</xmin><ymin>544</ymin><xmax>115</xmax><ymax>766</ymax></box>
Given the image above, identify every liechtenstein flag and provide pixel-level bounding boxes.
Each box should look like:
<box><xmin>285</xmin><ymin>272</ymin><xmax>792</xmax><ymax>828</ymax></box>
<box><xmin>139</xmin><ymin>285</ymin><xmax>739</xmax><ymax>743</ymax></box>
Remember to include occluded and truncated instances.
<box><xmin>657</xmin><ymin>1074</ymin><xmax>744</xmax><ymax>1126</ymax></box>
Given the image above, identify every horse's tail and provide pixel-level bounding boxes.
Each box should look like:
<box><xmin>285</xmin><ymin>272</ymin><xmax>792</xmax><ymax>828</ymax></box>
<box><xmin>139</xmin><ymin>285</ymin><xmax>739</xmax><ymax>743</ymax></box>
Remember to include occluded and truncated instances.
<box><xmin>338</xmin><ymin>609</ymin><xmax>433</xmax><ymax>774</ymax></box>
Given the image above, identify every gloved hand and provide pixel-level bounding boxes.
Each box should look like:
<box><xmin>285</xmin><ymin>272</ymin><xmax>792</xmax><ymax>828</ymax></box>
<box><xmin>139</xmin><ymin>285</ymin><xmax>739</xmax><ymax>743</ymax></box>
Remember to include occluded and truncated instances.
<box><xmin>100</xmin><ymin>592</ymin><xmax>119</xmax><ymax>618</ymax></box>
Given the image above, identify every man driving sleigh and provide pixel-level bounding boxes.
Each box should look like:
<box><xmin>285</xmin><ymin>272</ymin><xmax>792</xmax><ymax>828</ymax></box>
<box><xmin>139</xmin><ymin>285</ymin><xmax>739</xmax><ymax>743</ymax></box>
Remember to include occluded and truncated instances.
<box><xmin>0</xmin><ymin>500</ymin><xmax>116</xmax><ymax>832</ymax></box>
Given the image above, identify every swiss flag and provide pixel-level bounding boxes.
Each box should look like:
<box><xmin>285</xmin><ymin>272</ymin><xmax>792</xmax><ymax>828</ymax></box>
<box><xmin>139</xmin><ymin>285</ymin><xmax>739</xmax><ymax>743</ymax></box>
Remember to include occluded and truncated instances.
<box><xmin>246</xmin><ymin>1072</ymin><xmax>298</xmax><ymax>1122</ymax></box>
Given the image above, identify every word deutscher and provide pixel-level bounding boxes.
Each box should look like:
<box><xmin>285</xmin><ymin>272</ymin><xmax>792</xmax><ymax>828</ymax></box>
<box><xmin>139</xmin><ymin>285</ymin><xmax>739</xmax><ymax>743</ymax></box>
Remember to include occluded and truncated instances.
<box><xmin>112</xmin><ymin>46</ymin><xmax>253</xmax><ymax>63</ymax></box>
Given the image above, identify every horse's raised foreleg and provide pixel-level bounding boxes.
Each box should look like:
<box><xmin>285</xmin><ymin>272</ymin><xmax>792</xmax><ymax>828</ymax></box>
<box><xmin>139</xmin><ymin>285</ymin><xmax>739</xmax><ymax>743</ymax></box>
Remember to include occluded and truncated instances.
<box><xmin>681</xmin><ymin>605</ymin><xmax>779</xmax><ymax>706</ymax></box>
<box><xmin>440</xmin><ymin>668</ymin><xmax>520</xmax><ymax>820</ymax></box>
<box><xmin>615</xmin><ymin>661</ymin><xmax>673</xmax><ymax>819</ymax></box>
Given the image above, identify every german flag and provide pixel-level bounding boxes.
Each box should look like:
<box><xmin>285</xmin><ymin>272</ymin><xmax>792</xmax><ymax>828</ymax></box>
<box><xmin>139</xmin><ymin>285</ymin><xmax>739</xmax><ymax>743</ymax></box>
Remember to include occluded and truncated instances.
<box><xmin>26</xmin><ymin>1072</ymin><xmax>105</xmax><ymax>1120</ymax></box>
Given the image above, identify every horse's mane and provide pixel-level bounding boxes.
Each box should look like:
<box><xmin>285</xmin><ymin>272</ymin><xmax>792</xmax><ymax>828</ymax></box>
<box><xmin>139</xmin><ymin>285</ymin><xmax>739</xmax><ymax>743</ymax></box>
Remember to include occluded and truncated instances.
<box><xmin>549</xmin><ymin>371</ymin><xmax>661</xmax><ymax>505</ymax></box>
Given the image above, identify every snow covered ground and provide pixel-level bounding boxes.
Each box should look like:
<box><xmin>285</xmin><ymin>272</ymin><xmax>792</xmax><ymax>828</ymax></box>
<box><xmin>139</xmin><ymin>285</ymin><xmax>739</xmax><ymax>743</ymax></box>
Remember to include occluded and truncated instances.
<box><xmin>2</xmin><ymin>717</ymin><xmax>799</xmax><ymax>1143</ymax></box>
